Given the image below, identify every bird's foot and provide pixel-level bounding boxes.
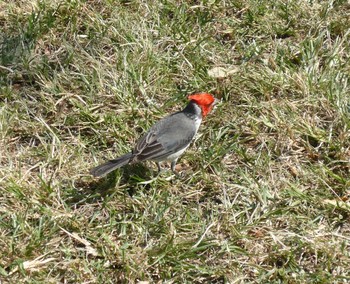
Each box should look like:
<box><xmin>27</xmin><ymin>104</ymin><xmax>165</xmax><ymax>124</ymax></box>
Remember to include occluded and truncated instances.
<box><xmin>172</xmin><ymin>170</ymin><xmax>186</xmax><ymax>179</ymax></box>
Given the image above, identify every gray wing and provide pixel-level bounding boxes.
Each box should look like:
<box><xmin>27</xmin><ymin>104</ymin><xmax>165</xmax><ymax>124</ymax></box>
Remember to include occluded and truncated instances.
<box><xmin>133</xmin><ymin>112</ymin><xmax>197</xmax><ymax>162</ymax></box>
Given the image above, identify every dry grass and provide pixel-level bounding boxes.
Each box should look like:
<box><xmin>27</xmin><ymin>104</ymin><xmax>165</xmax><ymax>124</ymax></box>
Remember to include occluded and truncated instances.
<box><xmin>1</xmin><ymin>0</ymin><xmax>349</xmax><ymax>283</ymax></box>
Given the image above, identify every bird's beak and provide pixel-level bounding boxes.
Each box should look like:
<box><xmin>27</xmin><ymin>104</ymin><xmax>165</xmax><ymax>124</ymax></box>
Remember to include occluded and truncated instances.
<box><xmin>212</xmin><ymin>98</ymin><xmax>221</xmax><ymax>109</ymax></box>
<box><xmin>210</xmin><ymin>98</ymin><xmax>220</xmax><ymax>113</ymax></box>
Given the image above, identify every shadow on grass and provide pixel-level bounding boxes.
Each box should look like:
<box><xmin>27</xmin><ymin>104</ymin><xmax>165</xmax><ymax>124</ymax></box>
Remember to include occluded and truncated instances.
<box><xmin>64</xmin><ymin>164</ymin><xmax>156</xmax><ymax>206</ymax></box>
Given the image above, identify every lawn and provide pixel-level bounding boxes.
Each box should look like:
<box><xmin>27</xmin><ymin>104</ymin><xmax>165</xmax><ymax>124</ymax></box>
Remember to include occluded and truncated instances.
<box><xmin>0</xmin><ymin>0</ymin><xmax>349</xmax><ymax>283</ymax></box>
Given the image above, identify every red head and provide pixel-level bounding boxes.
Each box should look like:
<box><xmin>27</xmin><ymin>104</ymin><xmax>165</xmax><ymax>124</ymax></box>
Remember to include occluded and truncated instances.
<box><xmin>188</xmin><ymin>93</ymin><xmax>216</xmax><ymax>117</ymax></box>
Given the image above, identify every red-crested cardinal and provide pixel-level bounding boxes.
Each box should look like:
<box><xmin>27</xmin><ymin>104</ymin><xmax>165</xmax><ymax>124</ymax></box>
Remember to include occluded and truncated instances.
<box><xmin>90</xmin><ymin>92</ymin><xmax>216</xmax><ymax>177</ymax></box>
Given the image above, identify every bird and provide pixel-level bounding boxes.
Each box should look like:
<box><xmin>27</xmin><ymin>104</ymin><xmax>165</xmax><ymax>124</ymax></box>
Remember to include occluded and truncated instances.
<box><xmin>90</xmin><ymin>92</ymin><xmax>216</xmax><ymax>177</ymax></box>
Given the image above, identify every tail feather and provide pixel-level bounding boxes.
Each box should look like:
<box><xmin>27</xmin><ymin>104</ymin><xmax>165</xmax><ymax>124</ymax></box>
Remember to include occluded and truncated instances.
<box><xmin>90</xmin><ymin>152</ymin><xmax>133</xmax><ymax>177</ymax></box>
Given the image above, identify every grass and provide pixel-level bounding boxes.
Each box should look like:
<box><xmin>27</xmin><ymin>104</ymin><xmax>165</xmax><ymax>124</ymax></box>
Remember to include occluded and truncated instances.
<box><xmin>0</xmin><ymin>0</ymin><xmax>349</xmax><ymax>283</ymax></box>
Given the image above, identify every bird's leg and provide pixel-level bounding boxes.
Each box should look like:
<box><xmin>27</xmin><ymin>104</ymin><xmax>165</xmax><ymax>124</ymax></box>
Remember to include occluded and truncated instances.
<box><xmin>156</xmin><ymin>162</ymin><xmax>162</xmax><ymax>174</ymax></box>
<box><xmin>171</xmin><ymin>159</ymin><xmax>181</xmax><ymax>177</ymax></box>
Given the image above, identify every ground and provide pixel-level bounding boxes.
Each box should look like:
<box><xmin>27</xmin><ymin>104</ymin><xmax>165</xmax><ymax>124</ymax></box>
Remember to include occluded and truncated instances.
<box><xmin>0</xmin><ymin>0</ymin><xmax>349</xmax><ymax>283</ymax></box>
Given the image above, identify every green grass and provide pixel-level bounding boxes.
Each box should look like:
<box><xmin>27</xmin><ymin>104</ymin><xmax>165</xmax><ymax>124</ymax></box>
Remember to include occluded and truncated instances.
<box><xmin>1</xmin><ymin>0</ymin><xmax>349</xmax><ymax>283</ymax></box>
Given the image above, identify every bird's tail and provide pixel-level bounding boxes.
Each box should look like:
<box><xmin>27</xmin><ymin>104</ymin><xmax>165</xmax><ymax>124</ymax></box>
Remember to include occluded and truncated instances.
<box><xmin>90</xmin><ymin>152</ymin><xmax>133</xmax><ymax>177</ymax></box>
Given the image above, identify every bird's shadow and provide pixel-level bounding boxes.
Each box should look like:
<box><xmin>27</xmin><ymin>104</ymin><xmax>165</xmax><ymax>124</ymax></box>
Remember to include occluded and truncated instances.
<box><xmin>65</xmin><ymin>164</ymin><xmax>156</xmax><ymax>206</ymax></box>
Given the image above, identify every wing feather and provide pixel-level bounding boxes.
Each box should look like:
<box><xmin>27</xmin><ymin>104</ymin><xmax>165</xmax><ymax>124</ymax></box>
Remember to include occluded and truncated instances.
<box><xmin>132</xmin><ymin>112</ymin><xmax>199</xmax><ymax>162</ymax></box>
